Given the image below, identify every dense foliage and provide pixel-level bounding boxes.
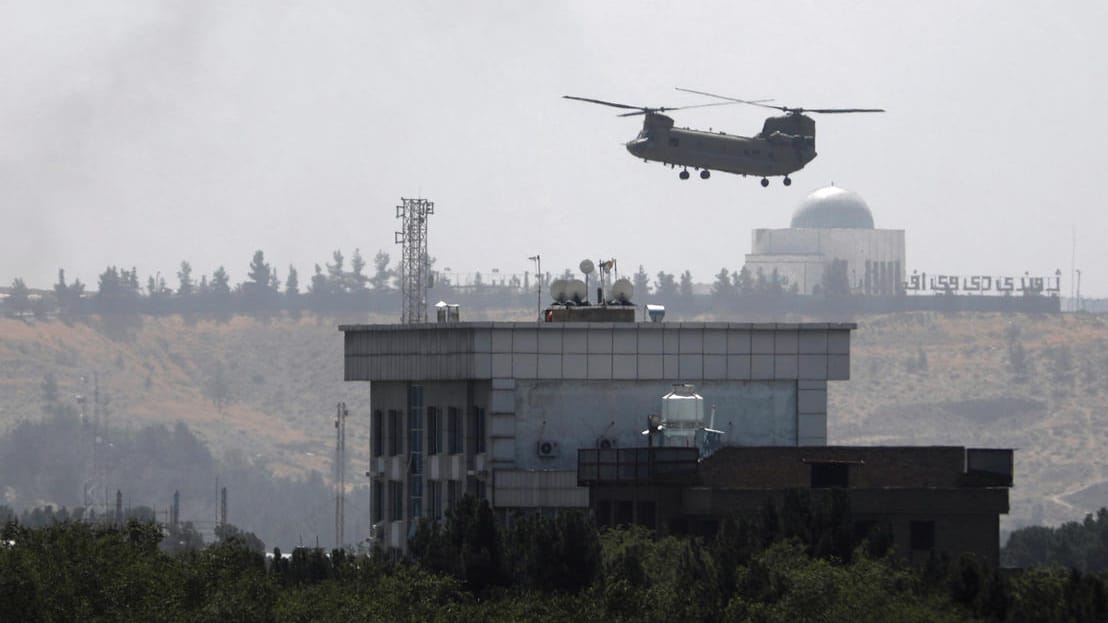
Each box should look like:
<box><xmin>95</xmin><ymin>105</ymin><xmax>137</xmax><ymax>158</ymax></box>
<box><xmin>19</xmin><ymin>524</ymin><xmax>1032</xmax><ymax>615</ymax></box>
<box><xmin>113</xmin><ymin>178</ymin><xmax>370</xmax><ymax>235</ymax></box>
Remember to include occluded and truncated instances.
<box><xmin>1003</xmin><ymin>508</ymin><xmax>1108</xmax><ymax>572</ymax></box>
<box><xmin>4</xmin><ymin>496</ymin><xmax>1108</xmax><ymax>622</ymax></box>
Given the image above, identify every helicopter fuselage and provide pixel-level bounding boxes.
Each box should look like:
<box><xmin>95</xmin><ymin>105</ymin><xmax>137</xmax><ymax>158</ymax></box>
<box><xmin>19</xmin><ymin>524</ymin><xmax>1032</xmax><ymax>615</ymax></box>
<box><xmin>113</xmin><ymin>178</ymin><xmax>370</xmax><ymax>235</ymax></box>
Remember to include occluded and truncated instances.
<box><xmin>624</xmin><ymin>112</ymin><xmax>817</xmax><ymax>178</ymax></box>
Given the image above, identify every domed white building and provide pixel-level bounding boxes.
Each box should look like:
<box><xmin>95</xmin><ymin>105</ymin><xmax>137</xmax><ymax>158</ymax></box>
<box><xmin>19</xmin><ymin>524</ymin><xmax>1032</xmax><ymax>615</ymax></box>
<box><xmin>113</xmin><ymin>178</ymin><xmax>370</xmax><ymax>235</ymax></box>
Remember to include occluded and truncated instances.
<box><xmin>743</xmin><ymin>186</ymin><xmax>905</xmax><ymax>295</ymax></box>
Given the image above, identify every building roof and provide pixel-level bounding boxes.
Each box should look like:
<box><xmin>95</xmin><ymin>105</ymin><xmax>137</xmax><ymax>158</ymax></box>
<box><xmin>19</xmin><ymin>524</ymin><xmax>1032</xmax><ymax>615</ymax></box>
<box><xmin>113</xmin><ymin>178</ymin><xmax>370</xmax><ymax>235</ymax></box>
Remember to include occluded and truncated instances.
<box><xmin>790</xmin><ymin>186</ymin><xmax>875</xmax><ymax>229</ymax></box>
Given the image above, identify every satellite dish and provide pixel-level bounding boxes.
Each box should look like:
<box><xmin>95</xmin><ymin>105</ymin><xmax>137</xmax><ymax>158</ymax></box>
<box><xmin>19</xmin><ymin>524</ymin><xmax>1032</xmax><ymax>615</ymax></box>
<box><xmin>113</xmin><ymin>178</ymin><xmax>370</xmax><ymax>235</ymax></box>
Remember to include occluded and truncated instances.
<box><xmin>579</xmin><ymin>259</ymin><xmax>595</xmax><ymax>275</ymax></box>
<box><xmin>550</xmin><ymin>279</ymin><xmax>569</xmax><ymax>304</ymax></box>
<box><xmin>567</xmin><ymin>279</ymin><xmax>587</xmax><ymax>304</ymax></box>
<box><xmin>610</xmin><ymin>278</ymin><xmax>634</xmax><ymax>304</ymax></box>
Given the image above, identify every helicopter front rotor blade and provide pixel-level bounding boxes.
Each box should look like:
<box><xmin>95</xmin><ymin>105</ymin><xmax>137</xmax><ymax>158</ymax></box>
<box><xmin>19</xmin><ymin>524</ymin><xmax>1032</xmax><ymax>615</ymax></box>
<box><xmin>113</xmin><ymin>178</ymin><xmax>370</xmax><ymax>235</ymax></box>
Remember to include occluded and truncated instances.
<box><xmin>617</xmin><ymin>101</ymin><xmax>741</xmax><ymax>117</ymax></box>
<box><xmin>563</xmin><ymin>95</ymin><xmax>643</xmax><ymax>111</ymax></box>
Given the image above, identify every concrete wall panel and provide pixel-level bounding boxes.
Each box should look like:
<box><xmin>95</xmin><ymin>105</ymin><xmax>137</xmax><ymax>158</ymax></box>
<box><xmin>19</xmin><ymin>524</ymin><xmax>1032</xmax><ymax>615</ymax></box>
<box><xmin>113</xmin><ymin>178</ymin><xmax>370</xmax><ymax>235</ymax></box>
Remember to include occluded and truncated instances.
<box><xmin>588</xmin><ymin>354</ymin><xmax>613</xmax><ymax>380</ymax></box>
<box><xmin>798</xmin><ymin>354</ymin><xmax>828</xmax><ymax>380</ymax></box>
<box><xmin>751</xmin><ymin>355</ymin><xmax>774</xmax><ymax>379</ymax></box>
<box><xmin>704</xmin><ymin>329</ymin><xmax>728</xmax><ymax>354</ymax></box>
<box><xmin>751</xmin><ymin>332</ymin><xmax>775</xmax><ymax>354</ymax></box>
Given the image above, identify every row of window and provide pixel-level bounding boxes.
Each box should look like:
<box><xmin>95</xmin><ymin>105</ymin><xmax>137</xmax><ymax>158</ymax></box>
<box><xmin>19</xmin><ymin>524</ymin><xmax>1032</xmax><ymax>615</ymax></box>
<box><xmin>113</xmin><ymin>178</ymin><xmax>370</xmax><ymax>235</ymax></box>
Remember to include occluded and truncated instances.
<box><xmin>372</xmin><ymin>478</ymin><xmax>468</xmax><ymax>524</ymax></box>
<box><xmin>372</xmin><ymin>406</ymin><xmax>487</xmax><ymax>457</ymax></box>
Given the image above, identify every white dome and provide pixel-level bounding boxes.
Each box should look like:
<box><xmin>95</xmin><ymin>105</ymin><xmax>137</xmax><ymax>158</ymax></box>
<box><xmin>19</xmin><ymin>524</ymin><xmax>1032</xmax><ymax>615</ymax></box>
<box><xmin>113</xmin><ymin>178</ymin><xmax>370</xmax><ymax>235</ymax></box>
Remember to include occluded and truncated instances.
<box><xmin>790</xmin><ymin>186</ymin><xmax>874</xmax><ymax>229</ymax></box>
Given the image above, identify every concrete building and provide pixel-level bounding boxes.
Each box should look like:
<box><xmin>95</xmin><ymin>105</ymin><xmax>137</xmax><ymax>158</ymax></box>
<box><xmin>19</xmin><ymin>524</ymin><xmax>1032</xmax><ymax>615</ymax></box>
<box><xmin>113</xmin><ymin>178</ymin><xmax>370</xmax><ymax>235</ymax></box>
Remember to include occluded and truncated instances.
<box><xmin>579</xmin><ymin>445</ymin><xmax>1014</xmax><ymax>566</ymax></box>
<box><xmin>744</xmin><ymin>186</ymin><xmax>905</xmax><ymax>295</ymax></box>
<box><xmin>341</xmin><ymin>321</ymin><xmax>855</xmax><ymax>550</ymax></box>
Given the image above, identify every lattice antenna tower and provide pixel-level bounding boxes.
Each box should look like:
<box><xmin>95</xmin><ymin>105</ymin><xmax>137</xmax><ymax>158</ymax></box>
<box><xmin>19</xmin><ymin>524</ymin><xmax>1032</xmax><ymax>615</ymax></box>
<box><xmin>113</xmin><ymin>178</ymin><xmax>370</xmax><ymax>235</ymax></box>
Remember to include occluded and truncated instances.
<box><xmin>395</xmin><ymin>197</ymin><xmax>434</xmax><ymax>324</ymax></box>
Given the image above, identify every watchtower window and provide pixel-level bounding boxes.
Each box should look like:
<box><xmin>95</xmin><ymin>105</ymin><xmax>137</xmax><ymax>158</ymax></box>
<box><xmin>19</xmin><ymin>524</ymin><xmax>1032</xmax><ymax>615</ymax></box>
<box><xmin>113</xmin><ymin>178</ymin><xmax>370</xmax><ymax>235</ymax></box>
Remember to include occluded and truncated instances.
<box><xmin>810</xmin><ymin>462</ymin><xmax>850</xmax><ymax>488</ymax></box>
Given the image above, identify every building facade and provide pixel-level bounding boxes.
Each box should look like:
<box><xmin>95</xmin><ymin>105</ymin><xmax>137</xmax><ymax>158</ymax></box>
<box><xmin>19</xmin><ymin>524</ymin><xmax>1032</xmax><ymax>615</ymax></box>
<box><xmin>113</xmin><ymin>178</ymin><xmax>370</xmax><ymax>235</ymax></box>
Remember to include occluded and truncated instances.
<box><xmin>744</xmin><ymin>186</ymin><xmax>906</xmax><ymax>295</ymax></box>
<box><xmin>342</xmin><ymin>321</ymin><xmax>855</xmax><ymax>550</ymax></box>
<box><xmin>579</xmin><ymin>445</ymin><xmax>1014</xmax><ymax>566</ymax></box>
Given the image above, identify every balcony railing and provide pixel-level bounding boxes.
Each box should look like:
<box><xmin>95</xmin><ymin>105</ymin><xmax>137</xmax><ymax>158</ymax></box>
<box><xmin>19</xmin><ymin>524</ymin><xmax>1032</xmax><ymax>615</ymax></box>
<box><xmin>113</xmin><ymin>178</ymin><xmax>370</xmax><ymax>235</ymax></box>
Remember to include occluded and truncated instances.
<box><xmin>577</xmin><ymin>447</ymin><xmax>700</xmax><ymax>486</ymax></box>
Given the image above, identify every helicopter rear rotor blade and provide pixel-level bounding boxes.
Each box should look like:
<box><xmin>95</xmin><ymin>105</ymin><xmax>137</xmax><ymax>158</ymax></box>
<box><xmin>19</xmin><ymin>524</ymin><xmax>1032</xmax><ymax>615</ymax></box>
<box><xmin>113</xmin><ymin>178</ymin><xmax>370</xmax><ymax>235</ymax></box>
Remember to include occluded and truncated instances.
<box><xmin>803</xmin><ymin>107</ymin><xmax>886</xmax><ymax>114</ymax></box>
<box><xmin>675</xmin><ymin>87</ymin><xmax>780</xmax><ymax>110</ymax></box>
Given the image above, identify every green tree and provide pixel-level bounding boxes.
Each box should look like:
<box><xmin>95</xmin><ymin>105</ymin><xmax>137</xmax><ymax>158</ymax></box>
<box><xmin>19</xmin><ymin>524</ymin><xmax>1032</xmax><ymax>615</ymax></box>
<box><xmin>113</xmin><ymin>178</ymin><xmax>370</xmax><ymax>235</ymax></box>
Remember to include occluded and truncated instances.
<box><xmin>632</xmin><ymin>265</ymin><xmax>651</xmax><ymax>297</ymax></box>
<box><xmin>210</xmin><ymin>266</ymin><xmax>232</xmax><ymax>311</ymax></box>
<box><xmin>654</xmin><ymin>271</ymin><xmax>677</xmax><ymax>299</ymax></box>
<box><xmin>285</xmin><ymin>265</ymin><xmax>299</xmax><ymax>297</ymax></box>
<box><xmin>326</xmin><ymin>250</ymin><xmax>345</xmax><ymax>292</ymax></box>
<box><xmin>369</xmin><ymin>250</ymin><xmax>393</xmax><ymax>291</ymax></box>
<box><xmin>735</xmin><ymin>265</ymin><xmax>755</xmax><ymax>295</ymax></box>
<box><xmin>712</xmin><ymin>267</ymin><xmax>737</xmax><ymax>299</ymax></box>
<box><xmin>247</xmin><ymin>250</ymin><xmax>272</xmax><ymax>291</ymax></box>
<box><xmin>7</xmin><ymin>277</ymin><xmax>31</xmax><ymax>316</ymax></box>
<box><xmin>176</xmin><ymin>261</ymin><xmax>194</xmax><ymax>297</ymax></box>
<box><xmin>679</xmin><ymin>270</ymin><xmax>694</xmax><ymax>300</ymax></box>
<box><xmin>349</xmin><ymin>248</ymin><xmax>369</xmax><ymax>292</ymax></box>
<box><xmin>822</xmin><ymin>258</ymin><xmax>851</xmax><ymax>296</ymax></box>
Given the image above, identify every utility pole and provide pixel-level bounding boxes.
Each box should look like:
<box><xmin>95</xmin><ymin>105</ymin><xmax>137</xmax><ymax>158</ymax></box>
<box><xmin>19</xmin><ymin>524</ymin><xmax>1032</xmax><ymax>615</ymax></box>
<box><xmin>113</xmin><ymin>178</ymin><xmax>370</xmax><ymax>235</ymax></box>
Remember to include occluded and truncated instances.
<box><xmin>335</xmin><ymin>402</ymin><xmax>348</xmax><ymax>549</ymax></box>
<box><xmin>529</xmin><ymin>255</ymin><xmax>542</xmax><ymax>320</ymax></box>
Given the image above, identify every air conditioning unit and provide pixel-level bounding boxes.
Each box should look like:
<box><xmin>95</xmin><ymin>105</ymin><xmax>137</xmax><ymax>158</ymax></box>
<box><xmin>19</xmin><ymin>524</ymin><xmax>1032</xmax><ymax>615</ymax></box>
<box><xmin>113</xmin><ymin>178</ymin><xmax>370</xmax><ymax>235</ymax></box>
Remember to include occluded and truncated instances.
<box><xmin>536</xmin><ymin>440</ymin><xmax>560</xmax><ymax>458</ymax></box>
<box><xmin>596</xmin><ymin>437</ymin><xmax>617</xmax><ymax>450</ymax></box>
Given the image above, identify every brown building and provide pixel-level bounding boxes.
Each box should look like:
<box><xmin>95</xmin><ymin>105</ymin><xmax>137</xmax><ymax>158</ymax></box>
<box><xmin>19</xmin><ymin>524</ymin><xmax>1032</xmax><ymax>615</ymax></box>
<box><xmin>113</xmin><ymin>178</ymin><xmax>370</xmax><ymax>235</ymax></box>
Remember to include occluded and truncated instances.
<box><xmin>579</xmin><ymin>445</ymin><xmax>1013</xmax><ymax>565</ymax></box>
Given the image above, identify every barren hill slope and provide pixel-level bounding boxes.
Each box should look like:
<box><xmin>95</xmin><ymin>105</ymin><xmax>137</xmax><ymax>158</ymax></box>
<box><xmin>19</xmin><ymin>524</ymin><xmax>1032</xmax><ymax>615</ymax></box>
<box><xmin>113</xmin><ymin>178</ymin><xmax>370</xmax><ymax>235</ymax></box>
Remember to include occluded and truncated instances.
<box><xmin>3</xmin><ymin>311</ymin><xmax>1106</xmax><ymax>532</ymax></box>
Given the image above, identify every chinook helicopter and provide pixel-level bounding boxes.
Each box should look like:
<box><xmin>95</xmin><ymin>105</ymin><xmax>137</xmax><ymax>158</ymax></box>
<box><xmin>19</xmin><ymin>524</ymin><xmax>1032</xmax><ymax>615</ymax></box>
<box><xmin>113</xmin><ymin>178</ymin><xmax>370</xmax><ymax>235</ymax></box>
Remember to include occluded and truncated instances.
<box><xmin>563</xmin><ymin>88</ymin><xmax>883</xmax><ymax>186</ymax></box>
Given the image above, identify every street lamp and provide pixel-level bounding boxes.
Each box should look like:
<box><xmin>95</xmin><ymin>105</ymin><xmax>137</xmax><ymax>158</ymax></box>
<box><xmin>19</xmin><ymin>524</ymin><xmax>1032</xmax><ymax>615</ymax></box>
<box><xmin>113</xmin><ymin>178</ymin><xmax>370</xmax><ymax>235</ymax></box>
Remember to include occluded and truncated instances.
<box><xmin>528</xmin><ymin>255</ymin><xmax>541</xmax><ymax>320</ymax></box>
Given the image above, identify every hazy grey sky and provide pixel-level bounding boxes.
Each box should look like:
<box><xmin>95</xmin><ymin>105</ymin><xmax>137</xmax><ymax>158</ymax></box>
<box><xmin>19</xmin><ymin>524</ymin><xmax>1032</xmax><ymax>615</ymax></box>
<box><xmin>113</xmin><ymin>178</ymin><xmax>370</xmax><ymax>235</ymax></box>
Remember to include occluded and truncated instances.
<box><xmin>3</xmin><ymin>1</ymin><xmax>1106</xmax><ymax>296</ymax></box>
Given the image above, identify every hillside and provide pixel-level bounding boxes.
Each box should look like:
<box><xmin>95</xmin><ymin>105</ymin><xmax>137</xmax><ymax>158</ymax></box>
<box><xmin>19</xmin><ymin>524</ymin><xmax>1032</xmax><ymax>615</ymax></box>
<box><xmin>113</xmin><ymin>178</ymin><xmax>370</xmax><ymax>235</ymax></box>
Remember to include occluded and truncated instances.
<box><xmin>2</xmin><ymin>311</ymin><xmax>1107</xmax><ymax>531</ymax></box>
<box><xmin>828</xmin><ymin>312</ymin><xmax>1108</xmax><ymax>530</ymax></box>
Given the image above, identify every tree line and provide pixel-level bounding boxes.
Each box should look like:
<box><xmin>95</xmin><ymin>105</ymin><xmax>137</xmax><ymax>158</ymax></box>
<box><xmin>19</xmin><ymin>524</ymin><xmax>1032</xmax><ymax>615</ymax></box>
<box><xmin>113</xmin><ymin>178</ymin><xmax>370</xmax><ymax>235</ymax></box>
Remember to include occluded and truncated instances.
<box><xmin>3</xmin><ymin>494</ymin><xmax>1108</xmax><ymax>622</ymax></box>
<box><xmin>2</xmin><ymin>247</ymin><xmax>847</xmax><ymax>322</ymax></box>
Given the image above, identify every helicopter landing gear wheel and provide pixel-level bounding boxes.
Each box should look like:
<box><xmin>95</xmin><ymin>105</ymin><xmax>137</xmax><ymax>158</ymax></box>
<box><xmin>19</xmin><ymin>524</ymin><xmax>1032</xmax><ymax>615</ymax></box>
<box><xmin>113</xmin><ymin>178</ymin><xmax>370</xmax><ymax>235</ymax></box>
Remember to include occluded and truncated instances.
<box><xmin>783</xmin><ymin>176</ymin><xmax>792</xmax><ymax>186</ymax></box>
<box><xmin>700</xmin><ymin>169</ymin><xmax>710</xmax><ymax>179</ymax></box>
<box><xmin>760</xmin><ymin>178</ymin><xmax>769</xmax><ymax>187</ymax></box>
<box><xmin>679</xmin><ymin>169</ymin><xmax>690</xmax><ymax>180</ymax></box>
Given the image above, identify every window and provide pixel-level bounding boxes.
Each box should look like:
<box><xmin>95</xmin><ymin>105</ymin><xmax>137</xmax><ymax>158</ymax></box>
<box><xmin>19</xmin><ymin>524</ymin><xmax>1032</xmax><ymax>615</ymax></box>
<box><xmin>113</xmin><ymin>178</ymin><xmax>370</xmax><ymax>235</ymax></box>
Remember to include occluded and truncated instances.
<box><xmin>447</xmin><ymin>407</ymin><xmax>463</xmax><ymax>454</ymax></box>
<box><xmin>447</xmin><ymin>480</ymin><xmax>460</xmax><ymax>511</ymax></box>
<box><xmin>470</xmin><ymin>406</ymin><xmax>487</xmax><ymax>454</ymax></box>
<box><xmin>388</xmin><ymin>410</ymin><xmax>402</xmax><ymax>456</ymax></box>
<box><xmin>408</xmin><ymin>386</ymin><xmax>424</xmax><ymax>518</ymax></box>
<box><xmin>810</xmin><ymin>462</ymin><xmax>850</xmax><ymax>488</ymax></box>
<box><xmin>426</xmin><ymin>407</ymin><xmax>440</xmax><ymax>456</ymax></box>
<box><xmin>668</xmin><ymin>137</ymin><xmax>679</xmax><ymax>147</ymax></box>
<box><xmin>388</xmin><ymin>481</ymin><xmax>403</xmax><ymax>521</ymax></box>
<box><xmin>910</xmin><ymin>521</ymin><xmax>935</xmax><ymax>550</ymax></box>
<box><xmin>595</xmin><ymin>500</ymin><xmax>611</xmax><ymax>528</ymax></box>
<box><xmin>372</xmin><ymin>481</ymin><xmax>383</xmax><ymax>523</ymax></box>
<box><xmin>637</xmin><ymin>501</ymin><xmax>656</xmax><ymax>530</ymax></box>
<box><xmin>372</xmin><ymin>410</ymin><xmax>384</xmax><ymax>457</ymax></box>
<box><xmin>427</xmin><ymin>481</ymin><xmax>441</xmax><ymax>520</ymax></box>
<box><xmin>615</xmin><ymin>501</ymin><xmax>633</xmax><ymax>526</ymax></box>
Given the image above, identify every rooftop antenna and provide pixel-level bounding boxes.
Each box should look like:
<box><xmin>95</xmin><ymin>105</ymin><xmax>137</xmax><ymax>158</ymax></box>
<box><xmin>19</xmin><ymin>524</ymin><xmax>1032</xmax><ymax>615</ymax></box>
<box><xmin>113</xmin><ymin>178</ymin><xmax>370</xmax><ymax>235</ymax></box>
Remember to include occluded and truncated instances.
<box><xmin>396</xmin><ymin>197</ymin><xmax>434</xmax><ymax>324</ymax></box>
<box><xmin>580</xmin><ymin>259</ymin><xmax>595</xmax><ymax>303</ymax></box>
